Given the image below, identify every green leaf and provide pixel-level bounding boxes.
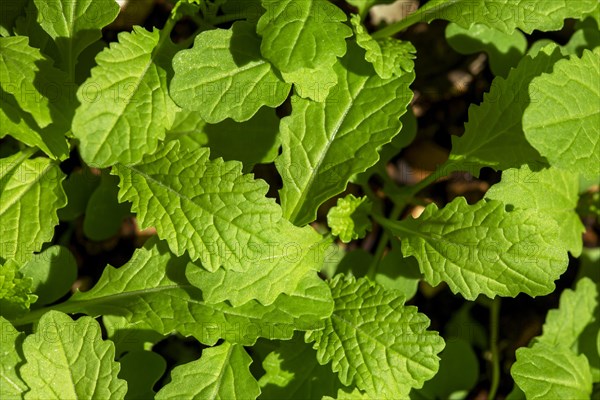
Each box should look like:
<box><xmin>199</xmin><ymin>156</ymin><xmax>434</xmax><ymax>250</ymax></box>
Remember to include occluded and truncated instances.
<box><xmin>384</xmin><ymin>197</ymin><xmax>569</xmax><ymax>300</ymax></box>
<box><xmin>32</xmin><ymin>0</ymin><xmax>119</xmax><ymax>77</ymax></box>
<box><xmin>397</xmin><ymin>0</ymin><xmax>598</xmax><ymax>34</ymax></box>
<box><xmin>0</xmin><ymin>317</ymin><xmax>27</xmax><ymax>400</ymax></box>
<box><xmin>306</xmin><ymin>275</ymin><xmax>444</xmax><ymax>398</ymax></box>
<box><xmin>0</xmin><ymin>0</ymin><xmax>26</xmax><ymax>36</ymax></box>
<box><xmin>282</xmin><ymin>64</ymin><xmax>338</xmax><ymax>102</ymax></box>
<box><xmin>563</xmin><ymin>17</ymin><xmax>600</xmax><ymax>57</ymax></box>
<box><xmin>258</xmin><ymin>334</ymin><xmax>343</xmax><ymax>399</ymax></box>
<box><xmin>0</xmin><ymin>259</ymin><xmax>36</xmax><ymax>319</ymax></box>
<box><xmin>327</xmin><ymin>194</ymin><xmax>372</xmax><ymax>243</ymax></box>
<box><xmin>20</xmin><ymin>311</ymin><xmax>127</xmax><ymax>399</ymax></box>
<box><xmin>170</xmin><ymin>21</ymin><xmax>290</xmax><ymax>123</ymax></box>
<box><xmin>485</xmin><ymin>165</ymin><xmax>585</xmax><ymax>257</ymax></box>
<box><xmin>512</xmin><ymin>342</ymin><xmax>593</xmax><ymax>400</ymax></box>
<box><xmin>448</xmin><ymin>43</ymin><xmax>564</xmax><ymax>174</ymax></box>
<box><xmin>445</xmin><ymin>22</ymin><xmax>527</xmax><ymax>77</ymax></box>
<box><xmin>0</xmin><ymin>36</ymin><xmax>53</xmax><ymax>128</ymax></box>
<box><xmin>171</xmin><ymin>77</ymin><xmax>326</xmax><ymax>166</ymax></box>
<box><xmin>19</xmin><ymin>245</ymin><xmax>77</xmax><ymax>307</ymax></box>
<box><xmin>540</xmin><ymin>278</ymin><xmax>598</xmax><ymax>348</ymax></box>
<box><xmin>113</xmin><ymin>139</ymin><xmax>324</xmax><ymax>284</ymax></box>
<box><xmin>103</xmin><ymin>315</ymin><xmax>167</xmax><ymax>357</ymax></box>
<box><xmin>375</xmin><ymin>245</ymin><xmax>421</xmax><ymax>300</ymax></box>
<box><xmin>57</xmin><ymin>167</ymin><xmax>101</xmax><ymax>221</ymax></box>
<box><xmin>185</xmin><ymin>232</ymin><xmax>328</xmax><ymax>306</ymax></box>
<box><xmin>73</xmin><ymin>26</ymin><xmax>177</xmax><ymax>167</ymax></box>
<box><xmin>523</xmin><ymin>49</ymin><xmax>600</xmax><ymax>179</ymax></box>
<box><xmin>156</xmin><ymin>342</ymin><xmax>259</xmax><ymax>400</ymax></box>
<box><xmin>84</xmin><ymin>172</ymin><xmax>131</xmax><ymax>241</ymax></box>
<box><xmin>351</xmin><ymin>14</ymin><xmax>416</xmax><ymax>79</ymax></box>
<box><xmin>0</xmin><ymin>36</ymin><xmax>71</xmax><ymax>160</ymax></box>
<box><xmin>0</xmin><ymin>151</ymin><xmax>67</xmax><ymax>264</ymax></box>
<box><xmin>202</xmin><ymin>107</ymin><xmax>281</xmax><ymax>169</ymax></box>
<box><xmin>51</xmin><ymin>239</ymin><xmax>333</xmax><ymax>345</ymax></box>
<box><xmin>413</xmin><ymin>339</ymin><xmax>479</xmax><ymax>400</ymax></box>
<box><xmin>256</xmin><ymin>0</ymin><xmax>352</xmax><ymax>74</ymax></box>
<box><xmin>118</xmin><ymin>351</ymin><xmax>166</xmax><ymax>400</ymax></box>
<box><xmin>276</xmin><ymin>42</ymin><xmax>414</xmax><ymax>225</ymax></box>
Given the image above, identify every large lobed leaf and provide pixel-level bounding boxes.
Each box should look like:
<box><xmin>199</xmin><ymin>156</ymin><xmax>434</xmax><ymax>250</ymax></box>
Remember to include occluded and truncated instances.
<box><xmin>73</xmin><ymin>26</ymin><xmax>177</xmax><ymax>167</ymax></box>
<box><xmin>114</xmin><ymin>139</ymin><xmax>327</xmax><ymax>305</ymax></box>
<box><xmin>0</xmin><ymin>151</ymin><xmax>67</xmax><ymax>264</ymax></box>
<box><xmin>20</xmin><ymin>311</ymin><xmax>127</xmax><ymax>399</ymax></box>
<box><xmin>306</xmin><ymin>275</ymin><xmax>444</xmax><ymax>398</ymax></box>
<box><xmin>171</xmin><ymin>21</ymin><xmax>290</xmax><ymax>123</ymax></box>
<box><xmin>156</xmin><ymin>342</ymin><xmax>260</xmax><ymax>400</ymax></box>
<box><xmin>523</xmin><ymin>48</ymin><xmax>600</xmax><ymax>179</ymax></box>
<box><xmin>46</xmin><ymin>239</ymin><xmax>333</xmax><ymax>345</ymax></box>
<box><xmin>383</xmin><ymin>197</ymin><xmax>569</xmax><ymax>300</ymax></box>
<box><xmin>276</xmin><ymin>42</ymin><xmax>414</xmax><ymax>225</ymax></box>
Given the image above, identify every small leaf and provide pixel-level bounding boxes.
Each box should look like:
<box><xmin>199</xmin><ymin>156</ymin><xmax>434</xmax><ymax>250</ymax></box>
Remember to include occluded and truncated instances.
<box><xmin>351</xmin><ymin>14</ymin><xmax>415</xmax><ymax>79</ymax></box>
<box><xmin>257</xmin><ymin>0</ymin><xmax>352</xmax><ymax>74</ymax></box>
<box><xmin>156</xmin><ymin>342</ymin><xmax>260</xmax><ymax>400</ymax></box>
<box><xmin>73</xmin><ymin>26</ymin><xmax>177</xmax><ymax>167</ymax></box>
<box><xmin>485</xmin><ymin>165</ymin><xmax>585</xmax><ymax>257</ymax></box>
<box><xmin>512</xmin><ymin>343</ymin><xmax>593</xmax><ymax>400</ymax></box>
<box><xmin>524</xmin><ymin>48</ymin><xmax>600</xmax><ymax>179</ymax></box>
<box><xmin>327</xmin><ymin>194</ymin><xmax>372</xmax><ymax>243</ymax></box>
<box><xmin>19</xmin><ymin>245</ymin><xmax>77</xmax><ymax>307</ymax></box>
<box><xmin>385</xmin><ymin>197</ymin><xmax>569</xmax><ymax>300</ymax></box>
<box><xmin>0</xmin><ymin>317</ymin><xmax>27</xmax><ymax>399</ymax></box>
<box><xmin>306</xmin><ymin>275</ymin><xmax>444</xmax><ymax>398</ymax></box>
<box><xmin>20</xmin><ymin>311</ymin><xmax>127</xmax><ymax>399</ymax></box>
<box><xmin>171</xmin><ymin>21</ymin><xmax>290</xmax><ymax>123</ymax></box>
<box><xmin>0</xmin><ymin>259</ymin><xmax>37</xmax><ymax>319</ymax></box>
<box><xmin>0</xmin><ymin>151</ymin><xmax>67</xmax><ymax>264</ymax></box>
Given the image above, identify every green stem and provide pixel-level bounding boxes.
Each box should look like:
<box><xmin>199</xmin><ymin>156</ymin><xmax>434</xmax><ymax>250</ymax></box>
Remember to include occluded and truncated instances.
<box><xmin>11</xmin><ymin>301</ymin><xmax>84</xmax><ymax>326</ymax></box>
<box><xmin>209</xmin><ymin>13</ymin><xmax>247</xmax><ymax>26</ymax></box>
<box><xmin>489</xmin><ymin>297</ymin><xmax>501</xmax><ymax>400</ymax></box>
<box><xmin>366</xmin><ymin>204</ymin><xmax>402</xmax><ymax>279</ymax></box>
<box><xmin>372</xmin><ymin>10</ymin><xmax>425</xmax><ymax>39</ymax></box>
